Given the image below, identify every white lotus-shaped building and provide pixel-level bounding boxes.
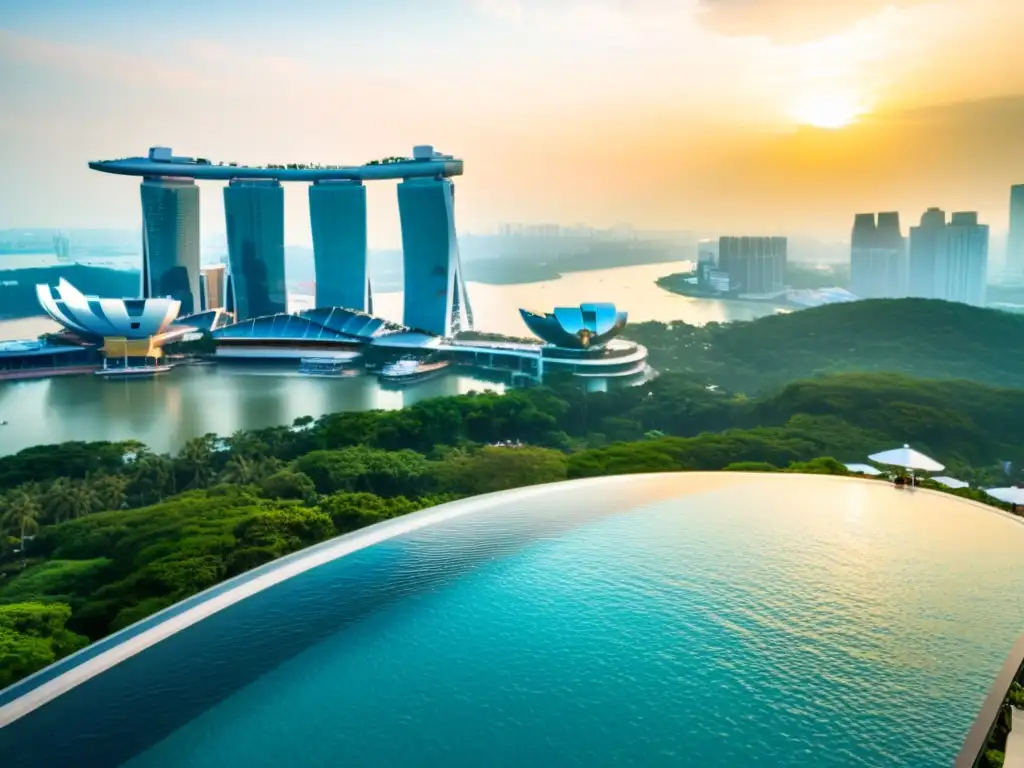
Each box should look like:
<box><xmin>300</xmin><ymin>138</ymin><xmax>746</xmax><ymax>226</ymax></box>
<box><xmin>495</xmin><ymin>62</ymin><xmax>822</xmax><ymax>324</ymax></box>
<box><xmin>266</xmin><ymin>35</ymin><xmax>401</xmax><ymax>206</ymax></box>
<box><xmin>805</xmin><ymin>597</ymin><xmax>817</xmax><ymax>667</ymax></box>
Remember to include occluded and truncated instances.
<box><xmin>36</xmin><ymin>279</ymin><xmax>181</xmax><ymax>339</ymax></box>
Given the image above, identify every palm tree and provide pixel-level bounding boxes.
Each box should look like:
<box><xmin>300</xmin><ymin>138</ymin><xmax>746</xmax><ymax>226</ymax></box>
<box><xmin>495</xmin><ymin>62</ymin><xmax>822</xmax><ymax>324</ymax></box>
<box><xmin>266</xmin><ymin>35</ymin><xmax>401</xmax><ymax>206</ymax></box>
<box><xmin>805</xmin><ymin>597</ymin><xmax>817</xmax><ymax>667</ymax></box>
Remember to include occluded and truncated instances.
<box><xmin>41</xmin><ymin>478</ymin><xmax>72</xmax><ymax>523</ymax></box>
<box><xmin>89</xmin><ymin>474</ymin><xmax>128</xmax><ymax>512</ymax></box>
<box><xmin>2</xmin><ymin>490</ymin><xmax>41</xmax><ymax>566</ymax></box>
<box><xmin>220</xmin><ymin>454</ymin><xmax>256</xmax><ymax>485</ymax></box>
<box><xmin>64</xmin><ymin>482</ymin><xmax>100</xmax><ymax>519</ymax></box>
<box><xmin>226</xmin><ymin>430</ymin><xmax>265</xmax><ymax>460</ymax></box>
<box><xmin>127</xmin><ymin>454</ymin><xmax>173</xmax><ymax>505</ymax></box>
<box><xmin>177</xmin><ymin>436</ymin><xmax>216</xmax><ymax>489</ymax></box>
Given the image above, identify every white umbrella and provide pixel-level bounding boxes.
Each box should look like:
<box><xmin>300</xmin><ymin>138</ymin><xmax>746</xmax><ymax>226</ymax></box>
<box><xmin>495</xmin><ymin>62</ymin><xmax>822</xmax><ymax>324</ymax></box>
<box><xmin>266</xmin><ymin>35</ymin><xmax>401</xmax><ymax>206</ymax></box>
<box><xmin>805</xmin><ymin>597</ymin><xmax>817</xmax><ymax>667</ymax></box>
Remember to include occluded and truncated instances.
<box><xmin>868</xmin><ymin>444</ymin><xmax>944</xmax><ymax>473</ymax></box>
<box><xmin>844</xmin><ymin>463</ymin><xmax>883</xmax><ymax>476</ymax></box>
<box><xmin>932</xmin><ymin>476</ymin><xmax>969</xmax><ymax>490</ymax></box>
<box><xmin>985</xmin><ymin>487</ymin><xmax>1024</xmax><ymax>505</ymax></box>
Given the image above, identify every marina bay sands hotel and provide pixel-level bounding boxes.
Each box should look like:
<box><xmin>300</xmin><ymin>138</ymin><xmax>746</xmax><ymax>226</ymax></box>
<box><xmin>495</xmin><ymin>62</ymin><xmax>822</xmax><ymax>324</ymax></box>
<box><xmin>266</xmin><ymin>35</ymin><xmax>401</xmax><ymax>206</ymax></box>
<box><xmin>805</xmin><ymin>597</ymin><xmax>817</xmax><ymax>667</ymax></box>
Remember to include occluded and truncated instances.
<box><xmin>89</xmin><ymin>145</ymin><xmax>473</xmax><ymax>338</ymax></box>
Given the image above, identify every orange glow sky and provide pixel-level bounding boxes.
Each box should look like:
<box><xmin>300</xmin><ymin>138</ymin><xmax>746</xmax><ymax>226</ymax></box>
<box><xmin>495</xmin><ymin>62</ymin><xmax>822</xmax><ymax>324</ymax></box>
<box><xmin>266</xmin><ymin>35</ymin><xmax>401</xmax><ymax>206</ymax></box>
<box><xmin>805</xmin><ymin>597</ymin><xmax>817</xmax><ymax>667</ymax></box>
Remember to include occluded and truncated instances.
<box><xmin>0</xmin><ymin>0</ymin><xmax>1022</xmax><ymax>247</ymax></box>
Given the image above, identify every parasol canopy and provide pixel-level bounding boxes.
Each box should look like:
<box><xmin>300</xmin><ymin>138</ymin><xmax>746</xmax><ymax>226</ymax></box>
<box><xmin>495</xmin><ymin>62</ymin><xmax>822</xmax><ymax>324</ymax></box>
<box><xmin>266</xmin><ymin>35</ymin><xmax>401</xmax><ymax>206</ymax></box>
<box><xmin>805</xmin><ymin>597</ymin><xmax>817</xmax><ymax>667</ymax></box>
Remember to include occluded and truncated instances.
<box><xmin>867</xmin><ymin>444</ymin><xmax>944</xmax><ymax>473</ymax></box>
<box><xmin>984</xmin><ymin>487</ymin><xmax>1024</xmax><ymax>506</ymax></box>
<box><xmin>844</xmin><ymin>463</ymin><xmax>883</xmax><ymax>476</ymax></box>
<box><xmin>932</xmin><ymin>476</ymin><xmax>969</xmax><ymax>490</ymax></box>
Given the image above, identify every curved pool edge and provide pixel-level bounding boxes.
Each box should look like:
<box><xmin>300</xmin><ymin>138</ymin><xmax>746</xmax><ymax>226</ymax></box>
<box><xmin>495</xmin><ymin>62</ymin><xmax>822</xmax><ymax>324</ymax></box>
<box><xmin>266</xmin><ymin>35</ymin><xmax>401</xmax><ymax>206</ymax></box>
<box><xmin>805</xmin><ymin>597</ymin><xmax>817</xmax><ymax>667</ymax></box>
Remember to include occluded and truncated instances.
<box><xmin>2</xmin><ymin>470</ymin><xmax>1020</xmax><ymax>731</ymax></box>
<box><xmin>0</xmin><ymin>472</ymin><xmax>661</xmax><ymax>726</ymax></box>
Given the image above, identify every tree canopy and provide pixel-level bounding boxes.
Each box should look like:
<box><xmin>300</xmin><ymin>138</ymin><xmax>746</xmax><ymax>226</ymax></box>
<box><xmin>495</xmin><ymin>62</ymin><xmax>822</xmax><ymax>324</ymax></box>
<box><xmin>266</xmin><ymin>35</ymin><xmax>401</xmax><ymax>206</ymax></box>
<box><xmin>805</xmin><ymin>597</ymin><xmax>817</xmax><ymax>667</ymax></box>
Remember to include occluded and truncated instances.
<box><xmin>628</xmin><ymin>299</ymin><xmax>1024</xmax><ymax>393</ymax></box>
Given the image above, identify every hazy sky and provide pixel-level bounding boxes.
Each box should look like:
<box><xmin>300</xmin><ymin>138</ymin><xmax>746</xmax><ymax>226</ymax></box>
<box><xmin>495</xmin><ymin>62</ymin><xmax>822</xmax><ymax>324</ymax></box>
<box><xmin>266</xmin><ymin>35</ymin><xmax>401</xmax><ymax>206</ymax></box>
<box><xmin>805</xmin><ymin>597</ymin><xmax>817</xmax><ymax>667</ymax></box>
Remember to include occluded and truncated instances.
<box><xmin>1</xmin><ymin>0</ymin><xmax>1022</xmax><ymax>247</ymax></box>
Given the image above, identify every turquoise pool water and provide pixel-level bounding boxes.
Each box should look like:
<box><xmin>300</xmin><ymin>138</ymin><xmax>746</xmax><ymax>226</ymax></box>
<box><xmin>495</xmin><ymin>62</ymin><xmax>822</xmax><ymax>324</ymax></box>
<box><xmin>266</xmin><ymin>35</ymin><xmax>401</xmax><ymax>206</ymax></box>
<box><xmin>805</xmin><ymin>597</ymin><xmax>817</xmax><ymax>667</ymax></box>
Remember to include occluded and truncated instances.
<box><xmin>3</xmin><ymin>474</ymin><xmax>1023</xmax><ymax>767</ymax></box>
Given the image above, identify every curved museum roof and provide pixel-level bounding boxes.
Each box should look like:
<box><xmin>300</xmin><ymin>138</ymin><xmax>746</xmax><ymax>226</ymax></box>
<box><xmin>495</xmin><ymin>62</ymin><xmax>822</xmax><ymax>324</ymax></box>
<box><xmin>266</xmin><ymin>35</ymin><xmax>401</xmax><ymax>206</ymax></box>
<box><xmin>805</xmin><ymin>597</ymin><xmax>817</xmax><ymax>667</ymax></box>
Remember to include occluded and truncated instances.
<box><xmin>520</xmin><ymin>302</ymin><xmax>628</xmax><ymax>349</ymax></box>
<box><xmin>90</xmin><ymin>145</ymin><xmax>463</xmax><ymax>182</ymax></box>
<box><xmin>36</xmin><ymin>279</ymin><xmax>181</xmax><ymax>339</ymax></box>
<box><xmin>212</xmin><ymin>306</ymin><xmax>405</xmax><ymax>343</ymax></box>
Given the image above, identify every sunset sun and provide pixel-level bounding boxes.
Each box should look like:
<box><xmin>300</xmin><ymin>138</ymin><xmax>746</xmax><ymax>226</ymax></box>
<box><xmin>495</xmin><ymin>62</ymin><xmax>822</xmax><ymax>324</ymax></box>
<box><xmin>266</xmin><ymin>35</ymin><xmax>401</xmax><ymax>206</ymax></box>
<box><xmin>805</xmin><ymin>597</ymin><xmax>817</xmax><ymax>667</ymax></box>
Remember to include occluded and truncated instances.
<box><xmin>789</xmin><ymin>90</ymin><xmax>867</xmax><ymax>130</ymax></box>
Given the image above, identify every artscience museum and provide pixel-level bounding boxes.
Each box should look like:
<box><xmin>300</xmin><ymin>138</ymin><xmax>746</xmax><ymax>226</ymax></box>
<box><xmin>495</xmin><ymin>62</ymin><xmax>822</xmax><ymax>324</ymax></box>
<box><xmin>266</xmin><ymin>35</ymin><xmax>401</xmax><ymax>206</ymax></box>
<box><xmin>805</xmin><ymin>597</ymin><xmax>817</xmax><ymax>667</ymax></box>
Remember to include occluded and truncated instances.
<box><xmin>36</xmin><ymin>279</ymin><xmax>181</xmax><ymax>340</ymax></box>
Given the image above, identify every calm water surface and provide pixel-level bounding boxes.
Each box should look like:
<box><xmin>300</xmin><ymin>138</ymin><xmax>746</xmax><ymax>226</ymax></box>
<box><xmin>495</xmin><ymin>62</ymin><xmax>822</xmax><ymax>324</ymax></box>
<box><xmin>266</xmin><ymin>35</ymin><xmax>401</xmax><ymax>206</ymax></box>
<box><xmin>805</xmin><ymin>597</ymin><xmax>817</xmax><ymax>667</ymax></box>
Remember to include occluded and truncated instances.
<box><xmin>3</xmin><ymin>474</ymin><xmax>1022</xmax><ymax>767</ymax></box>
<box><xmin>0</xmin><ymin>367</ymin><xmax>501</xmax><ymax>455</ymax></box>
<box><xmin>0</xmin><ymin>263</ymin><xmax>780</xmax><ymax>455</ymax></box>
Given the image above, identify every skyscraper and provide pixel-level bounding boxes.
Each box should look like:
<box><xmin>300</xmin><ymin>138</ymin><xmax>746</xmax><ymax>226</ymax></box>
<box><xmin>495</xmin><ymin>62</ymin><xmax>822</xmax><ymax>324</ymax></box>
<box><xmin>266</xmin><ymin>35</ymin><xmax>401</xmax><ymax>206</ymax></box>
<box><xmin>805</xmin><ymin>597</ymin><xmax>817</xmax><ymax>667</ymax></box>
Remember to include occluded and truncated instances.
<box><xmin>850</xmin><ymin>212</ymin><xmax>907</xmax><ymax>299</ymax></box>
<box><xmin>934</xmin><ymin>212</ymin><xmax>988</xmax><ymax>307</ymax></box>
<box><xmin>908</xmin><ymin>208</ymin><xmax>946</xmax><ymax>298</ymax></box>
<box><xmin>1009</xmin><ymin>184</ymin><xmax>1024</xmax><ymax>276</ymax></box>
<box><xmin>200</xmin><ymin>264</ymin><xmax>227</xmax><ymax>311</ymax></box>
<box><xmin>140</xmin><ymin>178</ymin><xmax>201</xmax><ymax>315</ymax></box>
<box><xmin>397</xmin><ymin>177</ymin><xmax>472</xmax><ymax>337</ymax></box>
<box><xmin>717</xmin><ymin>236</ymin><xmax>787</xmax><ymax>295</ymax></box>
<box><xmin>308</xmin><ymin>180</ymin><xmax>370</xmax><ymax>312</ymax></box>
<box><xmin>223</xmin><ymin>180</ymin><xmax>287</xmax><ymax>321</ymax></box>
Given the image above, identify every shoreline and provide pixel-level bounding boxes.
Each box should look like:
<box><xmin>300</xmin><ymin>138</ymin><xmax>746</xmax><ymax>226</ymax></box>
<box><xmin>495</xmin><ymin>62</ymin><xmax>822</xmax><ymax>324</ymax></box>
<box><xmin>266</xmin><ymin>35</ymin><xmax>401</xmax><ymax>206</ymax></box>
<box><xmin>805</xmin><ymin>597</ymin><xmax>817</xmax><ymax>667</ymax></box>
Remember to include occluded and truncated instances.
<box><xmin>655</xmin><ymin>273</ymin><xmax>792</xmax><ymax>310</ymax></box>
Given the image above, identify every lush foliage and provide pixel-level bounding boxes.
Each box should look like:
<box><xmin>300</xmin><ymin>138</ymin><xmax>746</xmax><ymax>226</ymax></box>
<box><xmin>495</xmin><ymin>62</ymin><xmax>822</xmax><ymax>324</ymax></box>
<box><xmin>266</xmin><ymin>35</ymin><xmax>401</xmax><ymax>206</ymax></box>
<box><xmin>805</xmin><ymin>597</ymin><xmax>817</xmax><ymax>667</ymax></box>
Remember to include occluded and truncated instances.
<box><xmin>0</xmin><ymin>602</ymin><xmax>88</xmax><ymax>687</ymax></box>
<box><xmin>628</xmin><ymin>299</ymin><xmax>1024</xmax><ymax>393</ymax></box>
<box><xmin>1</xmin><ymin>369</ymin><xmax>1022</xmax><ymax>690</ymax></box>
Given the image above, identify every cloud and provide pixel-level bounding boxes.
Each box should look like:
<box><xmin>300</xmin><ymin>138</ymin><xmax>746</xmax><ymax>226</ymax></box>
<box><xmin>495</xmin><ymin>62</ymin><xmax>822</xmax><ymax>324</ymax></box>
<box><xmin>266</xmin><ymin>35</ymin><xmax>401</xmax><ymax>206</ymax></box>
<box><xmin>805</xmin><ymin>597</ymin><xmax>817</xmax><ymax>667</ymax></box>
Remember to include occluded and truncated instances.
<box><xmin>0</xmin><ymin>29</ymin><xmax>210</xmax><ymax>90</ymax></box>
<box><xmin>697</xmin><ymin>0</ymin><xmax>929</xmax><ymax>43</ymax></box>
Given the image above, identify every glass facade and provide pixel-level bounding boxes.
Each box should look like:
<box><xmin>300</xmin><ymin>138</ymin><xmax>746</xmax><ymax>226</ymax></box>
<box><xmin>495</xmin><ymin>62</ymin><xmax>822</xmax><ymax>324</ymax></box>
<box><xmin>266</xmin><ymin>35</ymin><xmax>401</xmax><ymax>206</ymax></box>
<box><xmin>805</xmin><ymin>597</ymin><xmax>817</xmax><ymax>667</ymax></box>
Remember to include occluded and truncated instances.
<box><xmin>140</xmin><ymin>178</ymin><xmax>201</xmax><ymax>315</ymax></box>
<box><xmin>850</xmin><ymin>212</ymin><xmax>908</xmax><ymax>299</ymax></box>
<box><xmin>224</xmin><ymin>180</ymin><xmax>287</xmax><ymax>321</ymax></box>
<box><xmin>201</xmin><ymin>265</ymin><xmax>227</xmax><ymax>311</ymax></box>
<box><xmin>1009</xmin><ymin>185</ymin><xmax>1024</xmax><ymax>276</ymax></box>
<box><xmin>397</xmin><ymin>177</ymin><xmax>470</xmax><ymax>337</ymax></box>
<box><xmin>309</xmin><ymin>181</ymin><xmax>369</xmax><ymax>312</ymax></box>
<box><xmin>935</xmin><ymin>212</ymin><xmax>988</xmax><ymax>307</ymax></box>
<box><xmin>213</xmin><ymin>307</ymin><xmax>386</xmax><ymax>341</ymax></box>
<box><xmin>908</xmin><ymin>208</ymin><xmax>946</xmax><ymax>299</ymax></box>
<box><xmin>717</xmin><ymin>236</ymin><xmax>787</xmax><ymax>295</ymax></box>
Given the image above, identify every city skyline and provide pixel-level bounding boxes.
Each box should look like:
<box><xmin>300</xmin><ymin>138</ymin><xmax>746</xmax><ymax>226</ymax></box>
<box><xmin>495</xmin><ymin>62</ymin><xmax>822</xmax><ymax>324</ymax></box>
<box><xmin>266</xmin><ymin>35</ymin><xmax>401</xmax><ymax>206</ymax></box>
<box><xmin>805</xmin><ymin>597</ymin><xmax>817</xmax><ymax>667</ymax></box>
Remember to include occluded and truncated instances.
<box><xmin>0</xmin><ymin>0</ymin><xmax>1022</xmax><ymax>247</ymax></box>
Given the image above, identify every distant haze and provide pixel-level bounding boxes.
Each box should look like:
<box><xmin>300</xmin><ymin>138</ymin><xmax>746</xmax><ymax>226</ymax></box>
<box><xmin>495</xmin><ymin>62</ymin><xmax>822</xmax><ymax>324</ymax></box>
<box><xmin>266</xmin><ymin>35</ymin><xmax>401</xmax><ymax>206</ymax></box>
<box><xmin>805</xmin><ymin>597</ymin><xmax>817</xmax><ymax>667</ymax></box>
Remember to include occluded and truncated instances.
<box><xmin>0</xmin><ymin>0</ymin><xmax>1022</xmax><ymax>247</ymax></box>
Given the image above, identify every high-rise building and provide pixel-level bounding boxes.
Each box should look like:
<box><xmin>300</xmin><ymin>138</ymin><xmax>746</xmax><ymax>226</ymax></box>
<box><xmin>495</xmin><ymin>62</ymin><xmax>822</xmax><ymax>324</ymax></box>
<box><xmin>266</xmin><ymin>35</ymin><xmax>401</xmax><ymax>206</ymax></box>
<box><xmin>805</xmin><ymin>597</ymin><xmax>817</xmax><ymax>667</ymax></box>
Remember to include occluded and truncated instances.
<box><xmin>223</xmin><ymin>180</ymin><xmax>287</xmax><ymax>321</ymax></box>
<box><xmin>850</xmin><ymin>212</ymin><xmax>907</xmax><ymax>299</ymax></box>
<box><xmin>200</xmin><ymin>264</ymin><xmax>227</xmax><ymax>312</ymax></box>
<box><xmin>697</xmin><ymin>239</ymin><xmax>718</xmax><ymax>266</ymax></box>
<box><xmin>908</xmin><ymin>208</ymin><xmax>946</xmax><ymax>298</ymax></box>
<box><xmin>718</xmin><ymin>236</ymin><xmax>787</xmax><ymax>295</ymax></box>
<box><xmin>1009</xmin><ymin>184</ymin><xmax>1024</xmax><ymax>275</ymax></box>
<box><xmin>934</xmin><ymin>212</ymin><xmax>988</xmax><ymax>307</ymax></box>
<box><xmin>140</xmin><ymin>178</ymin><xmax>201</xmax><ymax>315</ymax></box>
<box><xmin>52</xmin><ymin>233</ymin><xmax>72</xmax><ymax>263</ymax></box>
<box><xmin>397</xmin><ymin>177</ymin><xmax>472</xmax><ymax>337</ymax></box>
<box><xmin>308</xmin><ymin>180</ymin><xmax>370</xmax><ymax>312</ymax></box>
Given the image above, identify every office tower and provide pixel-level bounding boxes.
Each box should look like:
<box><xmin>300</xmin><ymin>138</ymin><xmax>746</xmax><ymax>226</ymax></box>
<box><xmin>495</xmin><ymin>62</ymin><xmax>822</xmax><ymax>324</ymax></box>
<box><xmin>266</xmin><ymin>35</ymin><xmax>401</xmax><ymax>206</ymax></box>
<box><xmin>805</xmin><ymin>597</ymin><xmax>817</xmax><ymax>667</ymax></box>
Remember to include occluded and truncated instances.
<box><xmin>224</xmin><ymin>273</ymin><xmax>236</xmax><ymax>315</ymax></box>
<box><xmin>718</xmin><ymin>236</ymin><xmax>787</xmax><ymax>295</ymax></box>
<box><xmin>1009</xmin><ymin>185</ymin><xmax>1024</xmax><ymax>275</ymax></box>
<box><xmin>397</xmin><ymin>177</ymin><xmax>472</xmax><ymax>337</ymax></box>
<box><xmin>140</xmin><ymin>178</ymin><xmax>201</xmax><ymax>315</ymax></box>
<box><xmin>223</xmin><ymin>180</ymin><xmax>287</xmax><ymax>321</ymax></box>
<box><xmin>934</xmin><ymin>212</ymin><xmax>988</xmax><ymax>307</ymax></box>
<box><xmin>849</xmin><ymin>212</ymin><xmax>907</xmax><ymax>299</ymax></box>
<box><xmin>200</xmin><ymin>264</ymin><xmax>227</xmax><ymax>311</ymax></box>
<box><xmin>308</xmin><ymin>181</ymin><xmax>370</xmax><ymax>312</ymax></box>
<box><xmin>908</xmin><ymin>208</ymin><xmax>946</xmax><ymax>298</ymax></box>
<box><xmin>52</xmin><ymin>233</ymin><xmax>71</xmax><ymax>263</ymax></box>
<box><xmin>697</xmin><ymin>239</ymin><xmax>718</xmax><ymax>266</ymax></box>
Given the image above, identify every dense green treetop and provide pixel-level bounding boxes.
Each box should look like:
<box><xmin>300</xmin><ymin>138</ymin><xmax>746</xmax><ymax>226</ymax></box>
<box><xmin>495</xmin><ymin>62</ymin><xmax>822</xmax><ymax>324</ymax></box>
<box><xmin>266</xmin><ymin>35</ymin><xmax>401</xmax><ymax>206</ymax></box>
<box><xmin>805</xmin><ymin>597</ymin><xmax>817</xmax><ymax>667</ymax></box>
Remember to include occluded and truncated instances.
<box><xmin>628</xmin><ymin>299</ymin><xmax>1024</xmax><ymax>393</ymax></box>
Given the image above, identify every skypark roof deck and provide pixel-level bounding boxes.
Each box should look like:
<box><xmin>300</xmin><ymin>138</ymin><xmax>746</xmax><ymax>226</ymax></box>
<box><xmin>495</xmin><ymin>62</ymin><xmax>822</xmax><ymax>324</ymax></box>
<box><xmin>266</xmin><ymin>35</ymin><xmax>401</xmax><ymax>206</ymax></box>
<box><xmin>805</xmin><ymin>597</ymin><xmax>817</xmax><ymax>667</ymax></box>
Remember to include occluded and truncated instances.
<box><xmin>90</xmin><ymin>145</ymin><xmax>463</xmax><ymax>182</ymax></box>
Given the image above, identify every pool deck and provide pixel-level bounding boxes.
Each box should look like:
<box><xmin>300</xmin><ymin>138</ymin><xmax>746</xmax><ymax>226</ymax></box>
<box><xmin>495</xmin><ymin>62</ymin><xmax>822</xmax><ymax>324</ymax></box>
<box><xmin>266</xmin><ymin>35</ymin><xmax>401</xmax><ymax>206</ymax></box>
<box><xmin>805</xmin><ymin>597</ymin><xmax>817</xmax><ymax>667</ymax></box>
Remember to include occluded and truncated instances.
<box><xmin>1007</xmin><ymin>708</ymin><xmax>1024</xmax><ymax>768</ymax></box>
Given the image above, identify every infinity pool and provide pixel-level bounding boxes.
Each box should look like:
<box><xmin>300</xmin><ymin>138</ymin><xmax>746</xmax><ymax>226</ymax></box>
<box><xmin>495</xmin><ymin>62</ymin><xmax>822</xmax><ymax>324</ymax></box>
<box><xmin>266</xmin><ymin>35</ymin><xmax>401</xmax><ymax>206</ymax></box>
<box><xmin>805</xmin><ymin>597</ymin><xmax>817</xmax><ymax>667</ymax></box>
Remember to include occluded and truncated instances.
<box><xmin>2</xmin><ymin>473</ymin><xmax>1023</xmax><ymax>767</ymax></box>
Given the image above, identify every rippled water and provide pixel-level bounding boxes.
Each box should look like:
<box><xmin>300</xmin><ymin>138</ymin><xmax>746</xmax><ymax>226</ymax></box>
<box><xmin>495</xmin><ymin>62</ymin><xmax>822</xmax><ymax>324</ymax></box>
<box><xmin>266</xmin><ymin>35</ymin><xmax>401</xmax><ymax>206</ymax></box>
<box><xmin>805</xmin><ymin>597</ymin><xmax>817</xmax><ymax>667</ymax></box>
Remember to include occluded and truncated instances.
<box><xmin>3</xmin><ymin>474</ymin><xmax>1023</xmax><ymax>767</ymax></box>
